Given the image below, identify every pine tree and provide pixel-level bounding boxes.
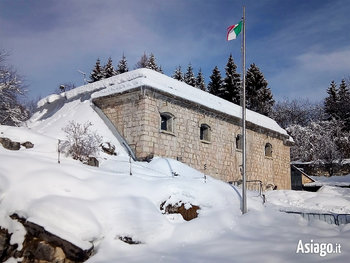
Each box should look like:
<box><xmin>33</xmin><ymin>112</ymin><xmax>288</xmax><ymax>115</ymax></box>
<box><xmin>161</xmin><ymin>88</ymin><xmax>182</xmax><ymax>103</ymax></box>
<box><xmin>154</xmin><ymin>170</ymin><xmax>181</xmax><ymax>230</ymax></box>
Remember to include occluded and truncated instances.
<box><xmin>223</xmin><ymin>54</ymin><xmax>241</xmax><ymax>104</ymax></box>
<box><xmin>103</xmin><ymin>57</ymin><xmax>115</xmax><ymax>78</ymax></box>
<box><xmin>89</xmin><ymin>58</ymin><xmax>104</xmax><ymax>83</ymax></box>
<box><xmin>116</xmin><ymin>54</ymin><xmax>129</xmax><ymax>74</ymax></box>
<box><xmin>146</xmin><ymin>53</ymin><xmax>161</xmax><ymax>72</ymax></box>
<box><xmin>337</xmin><ymin>79</ymin><xmax>350</xmax><ymax>130</ymax></box>
<box><xmin>208</xmin><ymin>66</ymin><xmax>223</xmax><ymax>96</ymax></box>
<box><xmin>172</xmin><ymin>66</ymin><xmax>184</xmax><ymax>81</ymax></box>
<box><xmin>184</xmin><ymin>63</ymin><xmax>196</xmax><ymax>87</ymax></box>
<box><xmin>324</xmin><ymin>81</ymin><xmax>339</xmax><ymax>120</ymax></box>
<box><xmin>196</xmin><ymin>68</ymin><xmax>206</xmax><ymax>91</ymax></box>
<box><xmin>135</xmin><ymin>52</ymin><xmax>148</xmax><ymax>69</ymax></box>
<box><xmin>246</xmin><ymin>63</ymin><xmax>274</xmax><ymax>116</ymax></box>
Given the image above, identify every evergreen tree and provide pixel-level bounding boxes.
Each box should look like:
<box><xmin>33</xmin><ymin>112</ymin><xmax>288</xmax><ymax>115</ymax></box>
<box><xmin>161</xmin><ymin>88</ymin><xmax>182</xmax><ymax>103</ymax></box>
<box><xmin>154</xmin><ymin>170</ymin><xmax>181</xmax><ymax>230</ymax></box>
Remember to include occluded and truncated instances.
<box><xmin>89</xmin><ymin>58</ymin><xmax>104</xmax><ymax>83</ymax></box>
<box><xmin>337</xmin><ymin>79</ymin><xmax>350</xmax><ymax>130</ymax></box>
<box><xmin>158</xmin><ymin>65</ymin><xmax>164</xmax><ymax>74</ymax></box>
<box><xmin>116</xmin><ymin>54</ymin><xmax>129</xmax><ymax>74</ymax></box>
<box><xmin>324</xmin><ymin>81</ymin><xmax>339</xmax><ymax>120</ymax></box>
<box><xmin>146</xmin><ymin>53</ymin><xmax>161</xmax><ymax>72</ymax></box>
<box><xmin>135</xmin><ymin>52</ymin><xmax>148</xmax><ymax>69</ymax></box>
<box><xmin>184</xmin><ymin>63</ymin><xmax>196</xmax><ymax>87</ymax></box>
<box><xmin>208</xmin><ymin>66</ymin><xmax>223</xmax><ymax>96</ymax></box>
<box><xmin>195</xmin><ymin>68</ymin><xmax>206</xmax><ymax>91</ymax></box>
<box><xmin>172</xmin><ymin>66</ymin><xmax>184</xmax><ymax>81</ymax></box>
<box><xmin>223</xmin><ymin>54</ymin><xmax>241</xmax><ymax>104</ymax></box>
<box><xmin>103</xmin><ymin>57</ymin><xmax>115</xmax><ymax>78</ymax></box>
<box><xmin>246</xmin><ymin>63</ymin><xmax>274</xmax><ymax>116</ymax></box>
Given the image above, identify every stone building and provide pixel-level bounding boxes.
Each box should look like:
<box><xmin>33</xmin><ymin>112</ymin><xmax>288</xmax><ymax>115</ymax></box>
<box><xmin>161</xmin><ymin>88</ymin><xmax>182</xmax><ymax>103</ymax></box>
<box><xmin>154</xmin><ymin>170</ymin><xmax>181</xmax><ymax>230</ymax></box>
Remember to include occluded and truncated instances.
<box><xmin>92</xmin><ymin>69</ymin><xmax>293</xmax><ymax>190</ymax></box>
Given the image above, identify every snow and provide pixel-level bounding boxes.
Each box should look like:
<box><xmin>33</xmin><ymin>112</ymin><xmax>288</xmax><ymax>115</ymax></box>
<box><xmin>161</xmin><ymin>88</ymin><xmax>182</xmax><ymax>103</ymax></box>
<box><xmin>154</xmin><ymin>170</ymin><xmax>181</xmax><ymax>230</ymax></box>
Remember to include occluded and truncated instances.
<box><xmin>36</xmin><ymin>68</ymin><xmax>290</xmax><ymax>140</ymax></box>
<box><xmin>91</xmin><ymin>69</ymin><xmax>291</xmax><ymax>140</ymax></box>
<box><xmin>266</xmin><ymin>186</ymin><xmax>350</xmax><ymax>214</ymax></box>
<box><xmin>0</xmin><ymin>84</ymin><xmax>349</xmax><ymax>262</ymax></box>
<box><xmin>307</xmin><ymin>175</ymin><xmax>350</xmax><ymax>187</ymax></box>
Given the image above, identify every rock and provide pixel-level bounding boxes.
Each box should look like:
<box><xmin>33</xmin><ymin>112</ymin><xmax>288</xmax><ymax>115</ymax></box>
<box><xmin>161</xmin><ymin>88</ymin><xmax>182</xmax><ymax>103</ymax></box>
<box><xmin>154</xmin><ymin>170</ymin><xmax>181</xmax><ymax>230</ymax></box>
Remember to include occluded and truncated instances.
<box><xmin>87</xmin><ymin>157</ymin><xmax>99</xmax><ymax>167</ymax></box>
<box><xmin>117</xmin><ymin>236</ymin><xmax>142</xmax><ymax>245</ymax></box>
<box><xmin>53</xmin><ymin>247</ymin><xmax>66</xmax><ymax>263</ymax></box>
<box><xmin>21</xmin><ymin>141</ymin><xmax>34</xmax><ymax>149</ymax></box>
<box><xmin>0</xmin><ymin>228</ymin><xmax>11</xmax><ymax>261</ymax></box>
<box><xmin>0</xmin><ymin>137</ymin><xmax>21</xmax><ymax>150</ymax></box>
<box><xmin>0</xmin><ymin>138</ymin><xmax>34</xmax><ymax>150</ymax></box>
<box><xmin>10</xmin><ymin>214</ymin><xmax>94</xmax><ymax>262</ymax></box>
<box><xmin>22</xmin><ymin>239</ymin><xmax>56</xmax><ymax>262</ymax></box>
<box><xmin>0</xmin><ymin>228</ymin><xmax>18</xmax><ymax>262</ymax></box>
<box><xmin>100</xmin><ymin>142</ymin><xmax>116</xmax><ymax>155</ymax></box>
<box><xmin>160</xmin><ymin>201</ymin><xmax>200</xmax><ymax>221</ymax></box>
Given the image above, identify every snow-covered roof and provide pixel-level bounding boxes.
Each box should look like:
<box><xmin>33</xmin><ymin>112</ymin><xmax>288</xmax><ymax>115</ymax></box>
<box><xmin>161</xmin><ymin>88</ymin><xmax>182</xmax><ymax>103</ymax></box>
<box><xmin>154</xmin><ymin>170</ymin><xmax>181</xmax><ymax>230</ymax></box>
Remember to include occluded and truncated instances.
<box><xmin>91</xmin><ymin>68</ymin><xmax>289</xmax><ymax>138</ymax></box>
<box><xmin>37</xmin><ymin>68</ymin><xmax>290</xmax><ymax>139</ymax></box>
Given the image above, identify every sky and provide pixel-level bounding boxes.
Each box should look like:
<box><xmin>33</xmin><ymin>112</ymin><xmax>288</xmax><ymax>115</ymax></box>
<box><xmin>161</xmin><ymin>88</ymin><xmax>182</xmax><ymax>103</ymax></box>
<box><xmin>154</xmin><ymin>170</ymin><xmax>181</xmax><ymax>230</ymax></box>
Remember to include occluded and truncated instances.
<box><xmin>1</xmin><ymin>0</ymin><xmax>350</xmax><ymax>102</ymax></box>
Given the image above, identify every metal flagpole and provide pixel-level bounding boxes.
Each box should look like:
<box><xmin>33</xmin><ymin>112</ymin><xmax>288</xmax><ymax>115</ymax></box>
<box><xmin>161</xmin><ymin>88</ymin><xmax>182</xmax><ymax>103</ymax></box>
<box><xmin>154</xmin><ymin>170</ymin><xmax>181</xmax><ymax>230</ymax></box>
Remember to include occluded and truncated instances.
<box><xmin>241</xmin><ymin>6</ymin><xmax>247</xmax><ymax>214</ymax></box>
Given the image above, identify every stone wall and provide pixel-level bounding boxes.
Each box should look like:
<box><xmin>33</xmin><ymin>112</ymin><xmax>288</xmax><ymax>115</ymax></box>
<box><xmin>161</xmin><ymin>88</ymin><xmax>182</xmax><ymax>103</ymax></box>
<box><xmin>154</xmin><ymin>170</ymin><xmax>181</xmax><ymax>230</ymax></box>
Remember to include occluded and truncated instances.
<box><xmin>94</xmin><ymin>87</ymin><xmax>291</xmax><ymax>190</ymax></box>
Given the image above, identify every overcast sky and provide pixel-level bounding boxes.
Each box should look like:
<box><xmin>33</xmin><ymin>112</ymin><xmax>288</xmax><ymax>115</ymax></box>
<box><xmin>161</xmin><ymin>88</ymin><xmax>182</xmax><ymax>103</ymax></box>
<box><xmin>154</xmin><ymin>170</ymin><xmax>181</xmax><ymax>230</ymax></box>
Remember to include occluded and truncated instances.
<box><xmin>1</xmin><ymin>0</ymin><xmax>350</xmax><ymax>102</ymax></box>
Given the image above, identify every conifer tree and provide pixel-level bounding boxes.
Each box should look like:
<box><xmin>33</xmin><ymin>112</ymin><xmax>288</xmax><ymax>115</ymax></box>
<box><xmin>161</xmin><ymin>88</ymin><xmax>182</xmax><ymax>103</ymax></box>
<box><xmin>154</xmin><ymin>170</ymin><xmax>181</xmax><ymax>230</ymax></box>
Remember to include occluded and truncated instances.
<box><xmin>135</xmin><ymin>52</ymin><xmax>148</xmax><ymax>69</ymax></box>
<box><xmin>324</xmin><ymin>81</ymin><xmax>339</xmax><ymax>119</ymax></box>
<box><xmin>336</xmin><ymin>79</ymin><xmax>350</xmax><ymax>130</ymax></box>
<box><xmin>246</xmin><ymin>63</ymin><xmax>274</xmax><ymax>116</ymax></box>
<box><xmin>196</xmin><ymin>68</ymin><xmax>206</xmax><ymax>91</ymax></box>
<box><xmin>89</xmin><ymin>58</ymin><xmax>104</xmax><ymax>83</ymax></box>
<box><xmin>184</xmin><ymin>63</ymin><xmax>196</xmax><ymax>87</ymax></box>
<box><xmin>146</xmin><ymin>53</ymin><xmax>160</xmax><ymax>71</ymax></box>
<box><xmin>103</xmin><ymin>57</ymin><xmax>115</xmax><ymax>78</ymax></box>
<box><xmin>172</xmin><ymin>66</ymin><xmax>184</xmax><ymax>81</ymax></box>
<box><xmin>223</xmin><ymin>54</ymin><xmax>241</xmax><ymax>104</ymax></box>
<box><xmin>208</xmin><ymin>66</ymin><xmax>223</xmax><ymax>96</ymax></box>
<box><xmin>338</xmin><ymin>79</ymin><xmax>350</xmax><ymax>104</ymax></box>
<box><xmin>116</xmin><ymin>54</ymin><xmax>129</xmax><ymax>74</ymax></box>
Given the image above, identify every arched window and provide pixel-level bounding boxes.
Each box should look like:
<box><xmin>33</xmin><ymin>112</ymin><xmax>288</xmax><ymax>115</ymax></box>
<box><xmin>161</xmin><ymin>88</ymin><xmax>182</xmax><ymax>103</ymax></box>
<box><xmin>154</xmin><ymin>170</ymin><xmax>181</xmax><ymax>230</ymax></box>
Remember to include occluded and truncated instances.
<box><xmin>160</xmin><ymin>113</ymin><xmax>174</xmax><ymax>133</ymax></box>
<box><xmin>200</xmin><ymin>124</ymin><xmax>211</xmax><ymax>142</ymax></box>
<box><xmin>236</xmin><ymin>134</ymin><xmax>242</xmax><ymax>150</ymax></box>
<box><xmin>265</xmin><ymin>143</ymin><xmax>272</xmax><ymax>157</ymax></box>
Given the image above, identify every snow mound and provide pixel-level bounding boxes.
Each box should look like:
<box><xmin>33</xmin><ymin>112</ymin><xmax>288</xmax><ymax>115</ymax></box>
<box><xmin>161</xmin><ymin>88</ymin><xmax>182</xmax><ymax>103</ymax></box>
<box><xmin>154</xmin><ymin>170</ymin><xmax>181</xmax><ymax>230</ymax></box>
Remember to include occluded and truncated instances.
<box><xmin>147</xmin><ymin>157</ymin><xmax>205</xmax><ymax>178</ymax></box>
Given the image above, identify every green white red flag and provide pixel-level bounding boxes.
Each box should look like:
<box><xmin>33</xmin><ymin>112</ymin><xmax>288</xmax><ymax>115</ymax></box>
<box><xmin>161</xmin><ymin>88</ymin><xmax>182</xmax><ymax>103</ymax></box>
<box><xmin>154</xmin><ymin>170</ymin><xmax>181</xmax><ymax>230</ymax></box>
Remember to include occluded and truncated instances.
<box><xmin>227</xmin><ymin>21</ymin><xmax>242</xmax><ymax>41</ymax></box>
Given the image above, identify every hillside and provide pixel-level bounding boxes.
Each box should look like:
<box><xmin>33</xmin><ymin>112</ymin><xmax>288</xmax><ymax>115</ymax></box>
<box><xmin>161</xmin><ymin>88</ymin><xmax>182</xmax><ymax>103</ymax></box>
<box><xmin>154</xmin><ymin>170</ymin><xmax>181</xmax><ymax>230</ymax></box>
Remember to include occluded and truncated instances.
<box><xmin>0</xmin><ymin>74</ymin><xmax>349</xmax><ymax>262</ymax></box>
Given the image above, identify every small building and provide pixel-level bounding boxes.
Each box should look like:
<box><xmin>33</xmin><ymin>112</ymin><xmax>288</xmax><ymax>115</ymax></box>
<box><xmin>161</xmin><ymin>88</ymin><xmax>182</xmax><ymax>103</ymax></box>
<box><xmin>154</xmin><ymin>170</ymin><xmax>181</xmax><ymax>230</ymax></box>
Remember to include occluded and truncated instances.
<box><xmin>290</xmin><ymin>165</ymin><xmax>315</xmax><ymax>190</ymax></box>
<box><xmin>92</xmin><ymin>69</ymin><xmax>293</xmax><ymax>189</ymax></box>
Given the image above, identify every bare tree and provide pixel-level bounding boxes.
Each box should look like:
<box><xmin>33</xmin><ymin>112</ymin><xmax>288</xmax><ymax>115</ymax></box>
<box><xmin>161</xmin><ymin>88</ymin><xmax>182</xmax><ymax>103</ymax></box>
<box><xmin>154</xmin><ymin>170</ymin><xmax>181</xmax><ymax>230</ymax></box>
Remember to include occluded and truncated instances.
<box><xmin>0</xmin><ymin>50</ymin><xmax>29</xmax><ymax>126</ymax></box>
<box><xmin>61</xmin><ymin>121</ymin><xmax>102</xmax><ymax>162</ymax></box>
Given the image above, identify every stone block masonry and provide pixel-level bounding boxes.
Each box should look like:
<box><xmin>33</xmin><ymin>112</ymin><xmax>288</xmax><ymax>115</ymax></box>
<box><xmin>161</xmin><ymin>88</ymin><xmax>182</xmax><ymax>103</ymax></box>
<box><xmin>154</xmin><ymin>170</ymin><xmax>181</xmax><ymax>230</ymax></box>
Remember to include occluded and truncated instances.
<box><xmin>93</xmin><ymin>87</ymin><xmax>291</xmax><ymax>190</ymax></box>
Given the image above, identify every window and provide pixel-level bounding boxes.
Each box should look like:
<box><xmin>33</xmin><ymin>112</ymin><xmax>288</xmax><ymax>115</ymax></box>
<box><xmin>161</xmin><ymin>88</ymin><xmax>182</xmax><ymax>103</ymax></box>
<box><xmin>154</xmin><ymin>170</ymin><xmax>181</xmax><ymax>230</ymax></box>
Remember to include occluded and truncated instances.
<box><xmin>200</xmin><ymin>124</ymin><xmax>211</xmax><ymax>142</ymax></box>
<box><xmin>160</xmin><ymin>113</ymin><xmax>174</xmax><ymax>133</ymax></box>
<box><xmin>265</xmin><ymin>143</ymin><xmax>272</xmax><ymax>157</ymax></box>
<box><xmin>236</xmin><ymin>134</ymin><xmax>242</xmax><ymax>150</ymax></box>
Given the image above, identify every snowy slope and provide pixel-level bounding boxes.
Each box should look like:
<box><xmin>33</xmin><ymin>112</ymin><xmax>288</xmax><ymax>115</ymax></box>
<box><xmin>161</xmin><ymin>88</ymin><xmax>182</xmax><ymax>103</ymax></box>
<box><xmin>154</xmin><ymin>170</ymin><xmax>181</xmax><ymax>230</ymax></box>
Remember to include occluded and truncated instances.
<box><xmin>1</xmin><ymin>125</ymin><xmax>349</xmax><ymax>262</ymax></box>
<box><xmin>0</xmin><ymin>73</ymin><xmax>349</xmax><ymax>262</ymax></box>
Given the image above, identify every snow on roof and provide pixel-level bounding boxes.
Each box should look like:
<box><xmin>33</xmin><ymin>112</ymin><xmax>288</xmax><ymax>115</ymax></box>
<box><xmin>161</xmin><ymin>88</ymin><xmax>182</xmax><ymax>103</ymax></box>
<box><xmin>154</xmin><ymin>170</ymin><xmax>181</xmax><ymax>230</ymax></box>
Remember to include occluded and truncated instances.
<box><xmin>36</xmin><ymin>68</ymin><xmax>289</xmax><ymax>138</ymax></box>
<box><xmin>306</xmin><ymin>174</ymin><xmax>350</xmax><ymax>187</ymax></box>
<box><xmin>91</xmin><ymin>68</ymin><xmax>289</xmax><ymax>137</ymax></box>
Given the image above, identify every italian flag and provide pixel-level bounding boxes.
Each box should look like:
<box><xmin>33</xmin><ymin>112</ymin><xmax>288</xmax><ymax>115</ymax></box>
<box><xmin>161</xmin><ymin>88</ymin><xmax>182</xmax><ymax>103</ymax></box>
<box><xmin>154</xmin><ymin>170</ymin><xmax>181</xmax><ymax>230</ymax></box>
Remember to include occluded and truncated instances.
<box><xmin>227</xmin><ymin>21</ymin><xmax>242</xmax><ymax>41</ymax></box>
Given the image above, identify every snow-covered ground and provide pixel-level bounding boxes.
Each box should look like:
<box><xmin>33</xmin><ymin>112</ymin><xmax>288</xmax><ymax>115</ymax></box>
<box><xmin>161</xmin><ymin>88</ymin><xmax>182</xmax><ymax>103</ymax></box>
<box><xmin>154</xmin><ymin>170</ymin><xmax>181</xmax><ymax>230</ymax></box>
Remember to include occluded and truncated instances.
<box><xmin>0</xmin><ymin>80</ymin><xmax>349</xmax><ymax>262</ymax></box>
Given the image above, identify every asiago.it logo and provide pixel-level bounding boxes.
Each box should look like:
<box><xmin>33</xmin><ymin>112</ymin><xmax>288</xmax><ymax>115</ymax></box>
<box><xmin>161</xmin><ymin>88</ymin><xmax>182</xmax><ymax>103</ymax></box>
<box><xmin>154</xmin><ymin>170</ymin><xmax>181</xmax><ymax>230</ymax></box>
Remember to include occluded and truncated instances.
<box><xmin>296</xmin><ymin>239</ymin><xmax>341</xmax><ymax>257</ymax></box>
